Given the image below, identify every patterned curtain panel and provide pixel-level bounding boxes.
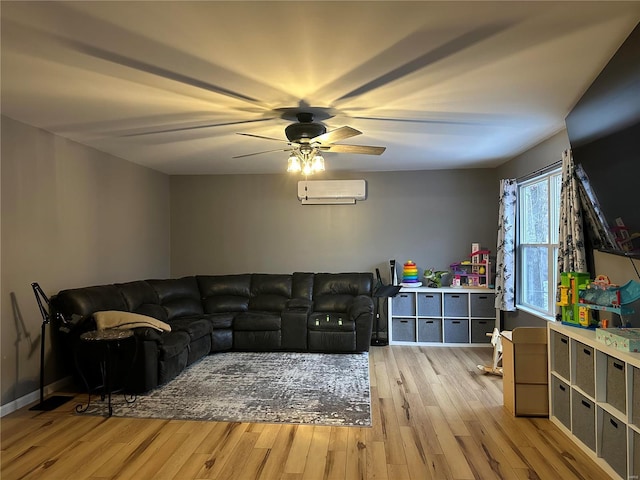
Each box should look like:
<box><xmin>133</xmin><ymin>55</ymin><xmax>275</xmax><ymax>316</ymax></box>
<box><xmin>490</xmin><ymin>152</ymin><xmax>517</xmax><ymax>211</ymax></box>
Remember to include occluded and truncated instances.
<box><xmin>575</xmin><ymin>164</ymin><xmax>617</xmax><ymax>250</ymax></box>
<box><xmin>557</xmin><ymin>149</ymin><xmax>587</xmax><ymax>277</ymax></box>
<box><xmin>494</xmin><ymin>178</ymin><xmax>517</xmax><ymax>311</ymax></box>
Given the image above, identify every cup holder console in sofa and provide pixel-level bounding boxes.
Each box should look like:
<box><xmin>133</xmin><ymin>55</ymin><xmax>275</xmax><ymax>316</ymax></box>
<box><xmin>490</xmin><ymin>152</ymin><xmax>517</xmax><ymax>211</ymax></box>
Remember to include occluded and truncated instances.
<box><xmin>51</xmin><ymin>272</ymin><xmax>373</xmax><ymax>393</ymax></box>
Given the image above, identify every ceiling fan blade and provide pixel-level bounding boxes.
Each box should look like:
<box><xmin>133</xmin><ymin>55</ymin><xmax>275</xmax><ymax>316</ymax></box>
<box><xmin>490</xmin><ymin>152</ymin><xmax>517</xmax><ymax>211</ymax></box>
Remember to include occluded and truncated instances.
<box><xmin>233</xmin><ymin>148</ymin><xmax>294</xmax><ymax>159</ymax></box>
<box><xmin>321</xmin><ymin>144</ymin><xmax>386</xmax><ymax>155</ymax></box>
<box><xmin>312</xmin><ymin>126</ymin><xmax>362</xmax><ymax>144</ymax></box>
<box><xmin>236</xmin><ymin>132</ymin><xmax>291</xmax><ymax>144</ymax></box>
<box><xmin>123</xmin><ymin>118</ymin><xmax>276</xmax><ymax>137</ymax></box>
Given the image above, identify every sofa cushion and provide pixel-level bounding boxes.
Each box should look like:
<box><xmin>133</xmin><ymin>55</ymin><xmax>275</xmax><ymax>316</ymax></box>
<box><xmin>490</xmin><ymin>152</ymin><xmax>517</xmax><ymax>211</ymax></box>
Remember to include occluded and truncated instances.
<box><xmin>234</xmin><ymin>311</ymin><xmax>281</xmax><ymax>331</ymax></box>
<box><xmin>148</xmin><ymin>277</ymin><xmax>203</xmax><ymax>320</ymax></box>
<box><xmin>249</xmin><ymin>274</ymin><xmax>292</xmax><ymax>312</ymax></box>
<box><xmin>197</xmin><ymin>275</ymin><xmax>250</xmax><ymax>313</ymax></box>
<box><xmin>201</xmin><ymin>313</ymin><xmax>234</xmax><ymax>329</ymax></box>
<box><xmin>53</xmin><ymin>285</ymin><xmax>127</xmax><ymax>319</ymax></box>
<box><xmin>313</xmin><ymin>273</ymin><xmax>373</xmax><ymax>312</ymax></box>
<box><xmin>292</xmin><ymin>272</ymin><xmax>314</xmax><ymax>300</ymax></box>
<box><xmin>115</xmin><ymin>281</ymin><xmax>167</xmax><ymax>321</ymax></box>
<box><xmin>169</xmin><ymin>317</ymin><xmax>213</xmax><ymax>340</ymax></box>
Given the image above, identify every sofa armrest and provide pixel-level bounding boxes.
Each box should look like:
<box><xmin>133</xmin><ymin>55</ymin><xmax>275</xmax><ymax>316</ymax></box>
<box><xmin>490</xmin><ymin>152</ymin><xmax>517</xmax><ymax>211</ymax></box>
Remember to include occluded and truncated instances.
<box><xmin>132</xmin><ymin>326</ymin><xmax>164</xmax><ymax>344</ymax></box>
<box><xmin>285</xmin><ymin>298</ymin><xmax>313</xmax><ymax>312</ymax></box>
<box><xmin>347</xmin><ymin>295</ymin><xmax>374</xmax><ymax>321</ymax></box>
<box><xmin>282</xmin><ymin>299</ymin><xmax>313</xmax><ymax>350</ymax></box>
<box><xmin>348</xmin><ymin>295</ymin><xmax>374</xmax><ymax>352</ymax></box>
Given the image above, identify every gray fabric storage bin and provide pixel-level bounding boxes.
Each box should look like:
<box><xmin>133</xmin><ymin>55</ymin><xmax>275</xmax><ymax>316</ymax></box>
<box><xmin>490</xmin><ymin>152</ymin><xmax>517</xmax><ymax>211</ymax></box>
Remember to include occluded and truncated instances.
<box><xmin>417</xmin><ymin>319</ymin><xmax>442</xmax><ymax>343</ymax></box>
<box><xmin>552</xmin><ymin>376</ymin><xmax>571</xmax><ymax>429</ymax></box>
<box><xmin>575</xmin><ymin>342</ymin><xmax>595</xmax><ymax>397</ymax></box>
<box><xmin>601</xmin><ymin>410</ymin><xmax>627</xmax><ymax>479</ymax></box>
<box><xmin>470</xmin><ymin>293</ymin><xmax>495</xmax><ymax>317</ymax></box>
<box><xmin>606</xmin><ymin>355</ymin><xmax>626</xmax><ymax>414</ymax></box>
<box><xmin>417</xmin><ymin>292</ymin><xmax>441</xmax><ymax>316</ymax></box>
<box><xmin>551</xmin><ymin>331</ymin><xmax>570</xmax><ymax>380</ymax></box>
<box><xmin>444</xmin><ymin>293</ymin><xmax>468</xmax><ymax>317</ymax></box>
<box><xmin>392</xmin><ymin>318</ymin><xmax>415</xmax><ymax>342</ymax></box>
<box><xmin>571</xmin><ymin>390</ymin><xmax>596</xmax><ymax>452</ymax></box>
<box><xmin>392</xmin><ymin>293</ymin><xmax>415</xmax><ymax>316</ymax></box>
<box><xmin>444</xmin><ymin>319</ymin><xmax>469</xmax><ymax>343</ymax></box>
<box><xmin>471</xmin><ymin>319</ymin><xmax>493</xmax><ymax>343</ymax></box>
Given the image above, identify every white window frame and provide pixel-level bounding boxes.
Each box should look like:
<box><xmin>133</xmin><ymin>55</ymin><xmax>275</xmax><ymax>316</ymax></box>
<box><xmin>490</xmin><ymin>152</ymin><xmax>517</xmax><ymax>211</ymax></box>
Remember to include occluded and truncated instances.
<box><xmin>516</xmin><ymin>167</ymin><xmax>562</xmax><ymax>321</ymax></box>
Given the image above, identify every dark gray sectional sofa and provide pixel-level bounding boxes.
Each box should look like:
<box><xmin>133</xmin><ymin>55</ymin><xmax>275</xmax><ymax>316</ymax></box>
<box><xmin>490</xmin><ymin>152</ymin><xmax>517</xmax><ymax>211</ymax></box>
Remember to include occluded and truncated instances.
<box><xmin>51</xmin><ymin>272</ymin><xmax>374</xmax><ymax>393</ymax></box>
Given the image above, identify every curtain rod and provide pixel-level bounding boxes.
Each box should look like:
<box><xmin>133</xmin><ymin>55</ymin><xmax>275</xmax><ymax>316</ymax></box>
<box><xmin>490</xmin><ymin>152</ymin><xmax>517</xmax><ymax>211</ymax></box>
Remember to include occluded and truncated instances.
<box><xmin>516</xmin><ymin>159</ymin><xmax>562</xmax><ymax>183</ymax></box>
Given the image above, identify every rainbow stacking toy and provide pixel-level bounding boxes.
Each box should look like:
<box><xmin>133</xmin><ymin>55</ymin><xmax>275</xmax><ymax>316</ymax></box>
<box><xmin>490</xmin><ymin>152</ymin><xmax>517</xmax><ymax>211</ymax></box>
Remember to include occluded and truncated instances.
<box><xmin>401</xmin><ymin>260</ymin><xmax>422</xmax><ymax>287</ymax></box>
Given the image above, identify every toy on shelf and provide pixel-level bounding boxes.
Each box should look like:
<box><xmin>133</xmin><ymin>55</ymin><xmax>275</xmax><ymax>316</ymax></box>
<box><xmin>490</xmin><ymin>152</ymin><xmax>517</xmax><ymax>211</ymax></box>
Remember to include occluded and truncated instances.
<box><xmin>423</xmin><ymin>268</ymin><xmax>448</xmax><ymax>288</ymax></box>
<box><xmin>400</xmin><ymin>260</ymin><xmax>422</xmax><ymax>287</ymax></box>
<box><xmin>450</xmin><ymin>245</ymin><xmax>491</xmax><ymax>287</ymax></box>
<box><xmin>557</xmin><ymin>271</ymin><xmax>592</xmax><ymax>327</ymax></box>
<box><xmin>578</xmin><ymin>275</ymin><xmax>640</xmax><ymax>317</ymax></box>
<box><xmin>612</xmin><ymin>217</ymin><xmax>640</xmax><ymax>253</ymax></box>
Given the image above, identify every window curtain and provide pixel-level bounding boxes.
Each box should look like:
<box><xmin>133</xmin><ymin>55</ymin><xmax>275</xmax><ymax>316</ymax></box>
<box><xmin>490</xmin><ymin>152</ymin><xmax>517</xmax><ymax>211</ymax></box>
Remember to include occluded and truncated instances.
<box><xmin>557</xmin><ymin>149</ymin><xmax>587</xmax><ymax>277</ymax></box>
<box><xmin>575</xmin><ymin>164</ymin><xmax>617</xmax><ymax>250</ymax></box>
<box><xmin>495</xmin><ymin>178</ymin><xmax>517</xmax><ymax>311</ymax></box>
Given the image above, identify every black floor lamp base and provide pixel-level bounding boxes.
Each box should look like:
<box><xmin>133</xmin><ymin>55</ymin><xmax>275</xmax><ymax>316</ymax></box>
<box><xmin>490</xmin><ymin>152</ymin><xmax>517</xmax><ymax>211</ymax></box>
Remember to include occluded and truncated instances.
<box><xmin>370</xmin><ymin>337</ymin><xmax>389</xmax><ymax>347</ymax></box>
<box><xmin>29</xmin><ymin>395</ymin><xmax>74</xmax><ymax>411</ymax></box>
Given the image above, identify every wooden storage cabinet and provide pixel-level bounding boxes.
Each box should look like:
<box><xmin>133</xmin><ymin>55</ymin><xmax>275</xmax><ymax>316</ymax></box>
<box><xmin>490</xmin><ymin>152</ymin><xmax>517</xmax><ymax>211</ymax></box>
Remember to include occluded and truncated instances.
<box><xmin>389</xmin><ymin>287</ymin><xmax>495</xmax><ymax>345</ymax></box>
<box><xmin>502</xmin><ymin>328</ymin><xmax>549</xmax><ymax>416</ymax></box>
<box><xmin>548</xmin><ymin>322</ymin><xmax>640</xmax><ymax>479</ymax></box>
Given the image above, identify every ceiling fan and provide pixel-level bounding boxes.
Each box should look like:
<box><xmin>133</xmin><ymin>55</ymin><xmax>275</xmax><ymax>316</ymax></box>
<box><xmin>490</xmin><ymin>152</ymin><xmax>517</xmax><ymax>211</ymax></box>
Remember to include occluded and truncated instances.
<box><xmin>233</xmin><ymin>112</ymin><xmax>386</xmax><ymax>165</ymax></box>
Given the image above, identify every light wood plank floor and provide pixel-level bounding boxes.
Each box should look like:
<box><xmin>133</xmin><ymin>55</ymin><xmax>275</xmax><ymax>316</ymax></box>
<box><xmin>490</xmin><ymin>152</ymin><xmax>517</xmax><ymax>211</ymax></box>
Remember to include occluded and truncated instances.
<box><xmin>1</xmin><ymin>346</ymin><xmax>610</xmax><ymax>480</ymax></box>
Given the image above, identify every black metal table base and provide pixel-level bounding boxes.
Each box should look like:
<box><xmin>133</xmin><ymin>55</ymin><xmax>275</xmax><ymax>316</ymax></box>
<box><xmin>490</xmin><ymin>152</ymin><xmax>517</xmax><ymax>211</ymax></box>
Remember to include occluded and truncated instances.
<box><xmin>74</xmin><ymin>330</ymin><xmax>137</xmax><ymax>417</ymax></box>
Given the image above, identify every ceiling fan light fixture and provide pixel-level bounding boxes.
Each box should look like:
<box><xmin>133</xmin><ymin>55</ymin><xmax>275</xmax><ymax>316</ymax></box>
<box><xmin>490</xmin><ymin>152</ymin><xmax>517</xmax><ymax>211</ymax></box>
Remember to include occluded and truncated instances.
<box><xmin>312</xmin><ymin>154</ymin><xmax>325</xmax><ymax>172</ymax></box>
<box><xmin>302</xmin><ymin>161</ymin><xmax>314</xmax><ymax>176</ymax></box>
<box><xmin>287</xmin><ymin>154</ymin><xmax>301</xmax><ymax>173</ymax></box>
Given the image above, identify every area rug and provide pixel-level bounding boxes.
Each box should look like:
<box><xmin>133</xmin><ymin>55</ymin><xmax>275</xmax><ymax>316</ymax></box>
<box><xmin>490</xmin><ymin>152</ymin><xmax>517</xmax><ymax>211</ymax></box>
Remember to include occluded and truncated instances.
<box><xmin>79</xmin><ymin>352</ymin><xmax>371</xmax><ymax>426</ymax></box>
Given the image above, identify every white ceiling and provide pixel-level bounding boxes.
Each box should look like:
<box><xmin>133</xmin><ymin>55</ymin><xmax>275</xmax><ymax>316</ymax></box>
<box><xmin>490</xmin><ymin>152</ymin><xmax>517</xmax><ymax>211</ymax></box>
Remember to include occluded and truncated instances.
<box><xmin>1</xmin><ymin>1</ymin><xmax>639</xmax><ymax>175</ymax></box>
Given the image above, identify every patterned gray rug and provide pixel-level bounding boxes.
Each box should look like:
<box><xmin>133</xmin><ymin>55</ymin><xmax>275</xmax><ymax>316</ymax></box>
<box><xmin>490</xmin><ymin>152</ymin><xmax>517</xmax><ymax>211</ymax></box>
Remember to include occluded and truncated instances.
<box><xmin>79</xmin><ymin>352</ymin><xmax>371</xmax><ymax>426</ymax></box>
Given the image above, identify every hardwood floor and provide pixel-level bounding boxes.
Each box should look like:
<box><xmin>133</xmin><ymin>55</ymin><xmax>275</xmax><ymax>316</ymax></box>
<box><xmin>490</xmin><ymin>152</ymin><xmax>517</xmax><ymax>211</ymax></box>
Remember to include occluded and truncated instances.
<box><xmin>1</xmin><ymin>346</ymin><xmax>610</xmax><ymax>480</ymax></box>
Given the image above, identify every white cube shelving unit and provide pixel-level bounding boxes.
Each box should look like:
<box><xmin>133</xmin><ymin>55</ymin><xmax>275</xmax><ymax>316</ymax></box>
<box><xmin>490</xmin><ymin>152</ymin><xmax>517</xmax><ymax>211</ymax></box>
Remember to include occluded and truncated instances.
<box><xmin>388</xmin><ymin>287</ymin><xmax>496</xmax><ymax>345</ymax></box>
<box><xmin>548</xmin><ymin>322</ymin><xmax>640</xmax><ymax>479</ymax></box>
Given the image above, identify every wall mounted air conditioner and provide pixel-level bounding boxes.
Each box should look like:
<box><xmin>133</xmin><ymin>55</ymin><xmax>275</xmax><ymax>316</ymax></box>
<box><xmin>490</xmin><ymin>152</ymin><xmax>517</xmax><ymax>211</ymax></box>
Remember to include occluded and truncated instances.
<box><xmin>297</xmin><ymin>180</ymin><xmax>367</xmax><ymax>204</ymax></box>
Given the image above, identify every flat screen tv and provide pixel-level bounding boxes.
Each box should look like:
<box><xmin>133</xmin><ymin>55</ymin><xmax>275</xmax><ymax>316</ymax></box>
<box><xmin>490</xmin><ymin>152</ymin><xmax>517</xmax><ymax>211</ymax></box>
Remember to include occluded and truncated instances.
<box><xmin>570</xmin><ymin>121</ymin><xmax>640</xmax><ymax>258</ymax></box>
<box><xmin>565</xmin><ymin>23</ymin><xmax>640</xmax><ymax>259</ymax></box>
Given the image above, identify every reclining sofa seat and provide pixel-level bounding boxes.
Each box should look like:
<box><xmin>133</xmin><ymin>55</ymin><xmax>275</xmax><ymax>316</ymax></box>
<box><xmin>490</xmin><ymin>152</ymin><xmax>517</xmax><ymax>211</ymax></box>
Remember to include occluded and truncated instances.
<box><xmin>51</xmin><ymin>272</ymin><xmax>374</xmax><ymax>394</ymax></box>
<box><xmin>309</xmin><ymin>273</ymin><xmax>374</xmax><ymax>352</ymax></box>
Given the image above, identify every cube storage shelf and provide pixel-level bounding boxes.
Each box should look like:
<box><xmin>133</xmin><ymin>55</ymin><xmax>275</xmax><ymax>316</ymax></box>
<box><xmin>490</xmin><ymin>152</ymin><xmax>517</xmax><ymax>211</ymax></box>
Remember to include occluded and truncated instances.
<box><xmin>389</xmin><ymin>287</ymin><xmax>496</xmax><ymax>345</ymax></box>
<box><xmin>548</xmin><ymin>322</ymin><xmax>640</xmax><ymax>479</ymax></box>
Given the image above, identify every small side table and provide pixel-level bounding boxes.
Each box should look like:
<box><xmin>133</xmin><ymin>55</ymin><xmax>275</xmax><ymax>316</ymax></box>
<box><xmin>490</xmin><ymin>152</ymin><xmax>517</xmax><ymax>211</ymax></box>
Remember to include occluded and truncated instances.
<box><xmin>75</xmin><ymin>329</ymin><xmax>137</xmax><ymax>416</ymax></box>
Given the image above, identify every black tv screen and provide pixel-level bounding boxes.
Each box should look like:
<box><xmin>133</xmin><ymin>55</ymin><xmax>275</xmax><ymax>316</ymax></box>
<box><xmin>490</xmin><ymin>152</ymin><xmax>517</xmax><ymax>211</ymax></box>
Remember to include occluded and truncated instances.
<box><xmin>565</xmin><ymin>23</ymin><xmax>640</xmax><ymax>258</ymax></box>
<box><xmin>571</xmin><ymin>121</ymin><xmax>640</xmax><ymax>256</ymax></box>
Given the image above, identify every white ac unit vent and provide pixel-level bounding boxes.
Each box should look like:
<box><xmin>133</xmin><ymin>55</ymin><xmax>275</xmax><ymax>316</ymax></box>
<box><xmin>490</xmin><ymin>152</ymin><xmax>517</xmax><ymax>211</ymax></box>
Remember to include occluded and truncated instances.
<box><xmin>297</xmin><ymin>180</ymin><xmax>367</xmax><ymax>204</ymax></box>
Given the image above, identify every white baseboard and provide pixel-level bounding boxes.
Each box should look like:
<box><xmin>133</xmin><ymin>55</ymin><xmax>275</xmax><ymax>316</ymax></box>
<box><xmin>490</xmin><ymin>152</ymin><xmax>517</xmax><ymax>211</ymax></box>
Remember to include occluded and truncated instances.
<box><xmin>0</xmin><ymin>377</ymin><xmax>73</xmax><ymax>417</ymax></box>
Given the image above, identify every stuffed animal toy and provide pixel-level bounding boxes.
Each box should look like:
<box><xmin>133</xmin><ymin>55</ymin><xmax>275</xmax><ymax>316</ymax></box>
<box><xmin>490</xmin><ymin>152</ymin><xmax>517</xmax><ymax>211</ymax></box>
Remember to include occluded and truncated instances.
<box><xmin>423</xmin><ymin>268</ymin><xmax>448</xmax><ymax>288</ymax></box>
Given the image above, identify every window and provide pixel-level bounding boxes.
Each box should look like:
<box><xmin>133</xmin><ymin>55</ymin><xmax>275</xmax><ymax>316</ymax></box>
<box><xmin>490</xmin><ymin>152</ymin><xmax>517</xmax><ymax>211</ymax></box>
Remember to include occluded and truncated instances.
<box><xmin>517</xmin><ymin>168</ymin><xmax>562</xmax><ymax>319</ymax></box>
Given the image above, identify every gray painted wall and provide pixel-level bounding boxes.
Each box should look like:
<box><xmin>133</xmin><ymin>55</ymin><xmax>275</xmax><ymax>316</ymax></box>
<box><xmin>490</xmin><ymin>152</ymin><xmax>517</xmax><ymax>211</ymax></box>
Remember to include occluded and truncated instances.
<box><xmin>1</xmin><ymin>116</ymin><xmax>170</xmax><ymax>406</ymax></box>
<box><xmin>170</xmin><ymin>169</ymin><xmax>499</xmax><ymax>282</ymax></box>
